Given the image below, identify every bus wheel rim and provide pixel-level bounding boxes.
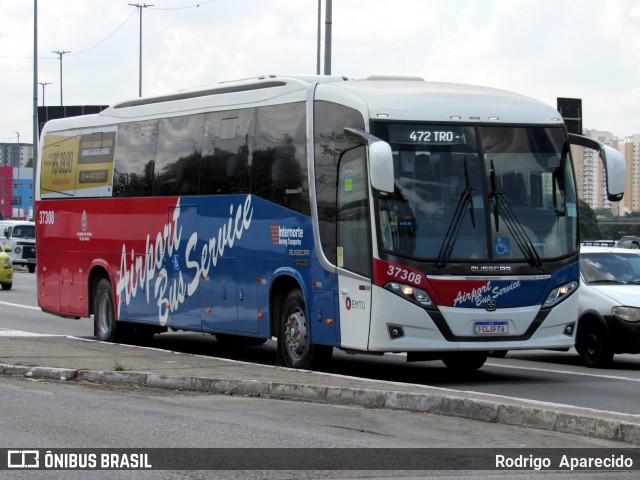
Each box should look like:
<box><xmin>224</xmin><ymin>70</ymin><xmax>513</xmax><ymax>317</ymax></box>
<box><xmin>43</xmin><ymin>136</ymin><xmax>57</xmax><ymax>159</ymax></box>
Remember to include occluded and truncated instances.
<box><xmin>285</xmin><ymin>307</ymin><xmax>307</xmax><ymax>359</ymax></box>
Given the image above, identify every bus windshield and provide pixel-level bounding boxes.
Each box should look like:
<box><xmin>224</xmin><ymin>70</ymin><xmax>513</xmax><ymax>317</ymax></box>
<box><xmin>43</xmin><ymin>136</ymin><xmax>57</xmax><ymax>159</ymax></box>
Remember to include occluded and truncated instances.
<box><xmin>374</xmin><ymin>123</ymin><xmax>577</xmax><ymax>263</ymax></box>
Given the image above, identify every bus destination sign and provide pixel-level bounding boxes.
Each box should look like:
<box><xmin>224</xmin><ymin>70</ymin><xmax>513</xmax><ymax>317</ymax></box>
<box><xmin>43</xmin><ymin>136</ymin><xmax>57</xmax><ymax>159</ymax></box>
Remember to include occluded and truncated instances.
<box><xmin>388</xmin><ymin>125</ymin><xmax>467</xmax><ymax>145</ymax></box>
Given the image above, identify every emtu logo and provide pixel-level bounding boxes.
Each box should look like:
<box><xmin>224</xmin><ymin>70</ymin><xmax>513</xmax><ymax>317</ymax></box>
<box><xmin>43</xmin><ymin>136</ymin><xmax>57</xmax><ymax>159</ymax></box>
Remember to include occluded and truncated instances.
<box><xmin>345</xmin><ymin>297</ymin><xmax>366</xmax><ymax>311</ymax></box>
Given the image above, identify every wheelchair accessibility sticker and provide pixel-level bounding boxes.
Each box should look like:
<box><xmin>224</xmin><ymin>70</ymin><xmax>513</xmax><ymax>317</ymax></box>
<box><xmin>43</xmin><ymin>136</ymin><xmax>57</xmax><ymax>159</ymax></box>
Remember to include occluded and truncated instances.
<box><xmin>494</xmin><ymin>237</ymin><xmax>510</xmax><ymax>257</ymax></box>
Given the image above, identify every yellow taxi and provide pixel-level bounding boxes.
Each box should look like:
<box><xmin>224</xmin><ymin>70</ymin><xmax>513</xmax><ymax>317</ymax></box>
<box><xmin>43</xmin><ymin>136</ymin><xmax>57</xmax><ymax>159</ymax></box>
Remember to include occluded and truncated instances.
<box><xmin>1</xmin><ymin>246</ymin><xmax>13</xmax><ymax>290</ymax></box>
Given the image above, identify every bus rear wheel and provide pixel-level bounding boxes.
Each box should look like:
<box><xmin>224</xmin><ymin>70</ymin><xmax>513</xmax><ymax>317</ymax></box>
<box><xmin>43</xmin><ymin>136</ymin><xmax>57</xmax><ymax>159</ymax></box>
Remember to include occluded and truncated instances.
<box><xmin>94</xmin><ymin>278</ymin><xmax>118</xmax><ymax>342</ymax></box>
<box><xmin>276</xmin><ymin>288</ymin><xmax>331</xmax><ymax>369</ymax></box>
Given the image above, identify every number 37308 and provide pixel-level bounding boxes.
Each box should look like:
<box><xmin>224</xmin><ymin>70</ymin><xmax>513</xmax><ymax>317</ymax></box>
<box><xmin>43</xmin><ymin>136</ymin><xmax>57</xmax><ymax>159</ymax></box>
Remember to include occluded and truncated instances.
<box><xmin>386</xmin><ymin>265</ymin><xmax>423</xmax><ymax>285</ymax></box>
<box><xmin>39</xmin><ymin>210</ymin><xmax>55</xmax><ymax>225</ymax></box>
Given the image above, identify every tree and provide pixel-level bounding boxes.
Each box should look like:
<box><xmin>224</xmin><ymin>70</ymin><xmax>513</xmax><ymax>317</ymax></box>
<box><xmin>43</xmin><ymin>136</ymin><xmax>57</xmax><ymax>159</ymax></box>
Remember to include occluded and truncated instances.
<box><xmin>593</xmin><ymin>208</ymin><xmax>612</xmax><ymax>218</ymax></box>
<box><xmin>579</xmin><ymin>199</ymin><xmax>602</xmax><ymax>241</ymax></box>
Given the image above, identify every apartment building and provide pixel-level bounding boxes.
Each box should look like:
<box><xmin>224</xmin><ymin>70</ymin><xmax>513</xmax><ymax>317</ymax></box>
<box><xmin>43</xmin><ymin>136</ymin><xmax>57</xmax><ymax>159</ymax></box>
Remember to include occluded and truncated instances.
<box><xmin>623</xmin><ymin>134</ymin><xmax>640</xmax><ymax>213</ymax></box>
<box><xmin>571</xmin><ymin>129</ymin><xmax>633</xmax><ymax>214</ymax></box>
<box><xmin>0</xmin><ymin>143</ymin><xmax>33</xmax><ymax>168</ymax></box>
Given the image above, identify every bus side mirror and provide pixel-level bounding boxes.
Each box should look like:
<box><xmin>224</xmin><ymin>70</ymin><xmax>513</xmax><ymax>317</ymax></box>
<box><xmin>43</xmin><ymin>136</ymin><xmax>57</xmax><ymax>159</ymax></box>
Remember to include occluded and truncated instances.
<box><xmin>344</xmin><ymin>128</ymin><xmax>395</xmax><ymax>194</ymax></box>
<box><xmin>369</xmin><ymin>141</ymin><xmax>395</xmax><ymax>194</ymax></box>
<box><xmin>569</xmin><ymin>133</ymin><xmax>625</xmax><ymax>202</ymax></box>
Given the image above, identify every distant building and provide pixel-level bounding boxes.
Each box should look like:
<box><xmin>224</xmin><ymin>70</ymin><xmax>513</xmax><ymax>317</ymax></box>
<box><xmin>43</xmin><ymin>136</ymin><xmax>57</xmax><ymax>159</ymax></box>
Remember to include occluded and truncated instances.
<box><xmin>0</xmin><ymin>143</ymin><xmax>34</xmax><ymax>168</ymax></box>
<box><xmin>0</xmin><ymin>166</ymin><xmax>11</xmax><ymax>219</ymax></box>
<box><xmin>12</xmin><ymin>167</ymin><xmax>34</xmax><ymax>220</ymax></box>
<box><xmin>623</xmin><ymin>134</ymin><xmax>640</xmax><ymax>213</ymax></box>
<box><xmin>571</xmin><ymin>129</ymin><xmax>627</xmax><ymax>215</ymax></box>
<box><xmin>0</xmin><ymin>165</ymin><xmax>34</xmax><ymax>220</ymax></box>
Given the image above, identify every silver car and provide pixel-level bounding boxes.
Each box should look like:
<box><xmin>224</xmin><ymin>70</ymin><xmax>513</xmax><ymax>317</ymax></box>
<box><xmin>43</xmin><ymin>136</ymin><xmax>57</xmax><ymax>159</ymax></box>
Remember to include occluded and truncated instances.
<box><xmin>577</xmin><ymin>246</ymin><xmax>640</xmax><ymax>367</ymax></box>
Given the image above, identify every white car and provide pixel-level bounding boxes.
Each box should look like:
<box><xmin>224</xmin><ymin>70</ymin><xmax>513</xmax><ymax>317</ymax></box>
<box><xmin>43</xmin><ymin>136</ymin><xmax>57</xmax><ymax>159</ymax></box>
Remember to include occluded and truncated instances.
<box><xmin>577</xmin><ymin>246</ymin><xmax>640</xmax><ymax>367</ymax></box>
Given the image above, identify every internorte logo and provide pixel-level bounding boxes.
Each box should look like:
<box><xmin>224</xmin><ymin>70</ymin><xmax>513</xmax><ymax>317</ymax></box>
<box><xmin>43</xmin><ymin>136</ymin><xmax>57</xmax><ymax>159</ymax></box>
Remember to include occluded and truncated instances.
<box><xmin>271</xmin><ymin>225</ymin><xmax>304</xmax><ymax>247</ymax></box>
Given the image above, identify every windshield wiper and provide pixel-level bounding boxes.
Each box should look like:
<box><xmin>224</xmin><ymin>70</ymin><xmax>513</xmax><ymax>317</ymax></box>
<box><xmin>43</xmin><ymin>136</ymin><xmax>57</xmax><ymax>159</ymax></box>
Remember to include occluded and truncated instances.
<box><xmin>489</xmin><ymin>161</ymin><xmax>542</xmax><ymax>268</ymax></box>
<box><xmin>436</xmin><ymin>158</ymin><xmax>476</xmax><ymax>267</ymax></box>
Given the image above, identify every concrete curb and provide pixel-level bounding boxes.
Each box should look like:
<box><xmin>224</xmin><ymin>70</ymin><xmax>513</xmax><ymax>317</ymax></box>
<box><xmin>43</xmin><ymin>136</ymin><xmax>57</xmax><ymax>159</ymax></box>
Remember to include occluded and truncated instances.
<box><xmin>2</xmin><ymin>363</ymin><xmax>640</xmax><ymax>446</ymax></box>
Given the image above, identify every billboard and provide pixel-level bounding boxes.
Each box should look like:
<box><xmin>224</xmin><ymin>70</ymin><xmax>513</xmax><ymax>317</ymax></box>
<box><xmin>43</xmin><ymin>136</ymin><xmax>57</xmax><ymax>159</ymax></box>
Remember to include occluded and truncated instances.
<box><xmin>40</xmin><ymin>128</ymin><xmax>117</xmax><ymax>199</ymax></box>
<box><xmin>38</xmin><ymin>105</ymin><xmax>108</xmax><ymax>136</ymax></box>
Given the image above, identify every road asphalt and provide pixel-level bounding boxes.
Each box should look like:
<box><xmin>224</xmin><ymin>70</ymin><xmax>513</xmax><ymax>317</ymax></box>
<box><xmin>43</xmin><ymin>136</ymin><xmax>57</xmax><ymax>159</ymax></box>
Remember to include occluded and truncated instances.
<box><xmin>1</xmin><ymin>333</ymin><xmax>639</xmax><ymax>446</ymax></box>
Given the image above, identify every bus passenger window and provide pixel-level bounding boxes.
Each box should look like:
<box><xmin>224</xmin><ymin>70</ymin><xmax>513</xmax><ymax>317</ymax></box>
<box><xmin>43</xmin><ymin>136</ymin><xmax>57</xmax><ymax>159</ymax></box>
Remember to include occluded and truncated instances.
<box><xmin>154</xmin><ymin>114</ymin><xmax>205</xmax><ymax>197</ymax></box>
<box><xmin>252</xmin><ymin>103</ymin><xmax>309</xmax><ymax>214</ymax></box>
<box><xmin>201</xmin><ymin>110</ymin><xmax>253</xmax><ymax>196</ymax></box>
<box><xmin>113</xmin><ymin>120</ymin><xmax>158</xmax><ymax>197</ymax></box>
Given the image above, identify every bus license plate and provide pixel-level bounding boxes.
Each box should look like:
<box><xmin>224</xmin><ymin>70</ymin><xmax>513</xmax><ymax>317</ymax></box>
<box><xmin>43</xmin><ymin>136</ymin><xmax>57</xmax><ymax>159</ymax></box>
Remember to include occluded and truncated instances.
<box><xmin>474</xmin><ymin>321</ymin><xmax>508</xmax><ymax>335</ymax></box>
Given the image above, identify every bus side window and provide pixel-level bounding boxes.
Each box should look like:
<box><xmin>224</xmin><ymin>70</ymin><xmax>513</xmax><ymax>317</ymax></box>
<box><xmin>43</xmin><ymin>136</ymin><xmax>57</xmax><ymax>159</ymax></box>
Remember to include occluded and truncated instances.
<box><xmin>201</xmin><ymin>110</ymin><xmax>253</xmax><ymax>195</ymax></box>
<box><xmin>154</xmin><ymin>114</ymin><xmax>205</xmax><ymax>197</ymax></box>
<box><xmin>113</xmin><ymin>120</ymin><xmax>158</xmax><ymax>197</ymax></box>
<box><xmin>252</xmin><ymin>103</ymin><xmax>309</xmax><ymax>214</ymax></box>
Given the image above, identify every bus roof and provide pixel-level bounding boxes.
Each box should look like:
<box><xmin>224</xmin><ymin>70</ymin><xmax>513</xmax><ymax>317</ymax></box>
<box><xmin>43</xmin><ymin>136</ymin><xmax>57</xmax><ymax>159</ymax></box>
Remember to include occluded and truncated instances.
<box><xmin>40</xmin><ymin>75</ymin><xmax>564</xmax><ymax>134</ymax></box>
<box><xmin>321</xmin><ymin>76</ymin><xmax>563</xmax><ymax>124</ymax></box>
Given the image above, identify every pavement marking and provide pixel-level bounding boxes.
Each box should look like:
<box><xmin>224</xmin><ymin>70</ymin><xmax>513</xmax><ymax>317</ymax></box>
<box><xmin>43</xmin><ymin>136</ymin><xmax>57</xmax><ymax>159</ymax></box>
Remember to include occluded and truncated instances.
<box><xmin>486</xmin><ymin>361</ymin><xmax>640</xmax><ymax>383</ymax></box>
<box><xmin>0</xmin><ymin>300</ymin><xmax>41</xmax><ymax>311</ymax></box>
<box><xmin>0</xmin><ymin>328</ymin><xmax>55</xmax><ymax>337</ymax></box>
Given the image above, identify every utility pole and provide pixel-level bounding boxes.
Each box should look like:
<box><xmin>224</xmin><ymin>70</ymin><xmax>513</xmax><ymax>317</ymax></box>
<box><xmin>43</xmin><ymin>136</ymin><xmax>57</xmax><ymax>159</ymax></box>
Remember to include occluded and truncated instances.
<box><xmin>323</xmin><ymin>0</ymin><xmax>332</xmax><ymax>75</ymax></box>
<box><xmin>38</xmin><ymin>81</ymin><xmax>51</xmax><ymax>106</ymax></box>
<box><xmin>129</xmin><ymin>3</ymin><xmax>153</xmax><ymax>97</ymax></box>
<box><xmin>33</xmin><ymin>0</ymin><xmax>38</xmax><ymax>166</ymax></box>
<box><xmin>51</xmin><ymin>49</ymin><xmax>70</xmax><ymax>106</ymax></box>
<box><xmin>317</xmin><ymin>0</ymin><xmax>321</xmax><ymax>75</ymax></box>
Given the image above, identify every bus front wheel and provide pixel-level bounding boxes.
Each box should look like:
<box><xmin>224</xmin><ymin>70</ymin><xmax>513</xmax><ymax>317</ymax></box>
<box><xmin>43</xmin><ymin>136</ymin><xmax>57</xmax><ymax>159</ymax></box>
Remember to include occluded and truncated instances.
<box><xmin>94</xmin><ymin>278</ymin><xmax>118</xmax><ymax>342</ymax></box>
<box><xmin>276</xmin><ymin>289</ymin><xmax>331</xmax><ymax>369</ymax></box>
<box><xmin>441</xmin><ymin>352</ymin><xmax>488</xmax><ymax>372</ymax></box>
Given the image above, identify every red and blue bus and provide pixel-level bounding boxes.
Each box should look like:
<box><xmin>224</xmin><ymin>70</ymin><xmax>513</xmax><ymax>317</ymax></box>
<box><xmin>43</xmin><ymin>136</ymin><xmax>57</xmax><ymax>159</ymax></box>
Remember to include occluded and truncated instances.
<box><xmin>35</xmin><ymin>76</ymin><xmax>625</xmax><ymax>371</ymax></box>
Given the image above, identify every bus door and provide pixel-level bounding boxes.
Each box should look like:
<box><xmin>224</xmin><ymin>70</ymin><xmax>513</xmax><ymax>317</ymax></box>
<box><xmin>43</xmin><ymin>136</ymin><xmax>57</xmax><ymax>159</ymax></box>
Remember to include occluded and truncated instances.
<box><xmin>200</xmin><ymin>257</ymin><xmax>259</xmax><ymax>334</ymax></box>
<box><xmin>201</xmin><ymin>256</ymin><xmax>237</xmax><ymax>332</ymax></box>
<box><xmin>236</xmin><ymin>258</ymin><xmax>259</xmax><ymax>333</ymax></box>
<box><xmin>336</xmin><ymin>145</ymin><xmax>373</xmax><ymax>350</ymax></box>
<box><xmin>168</xmin><ymin>204</ymin><xmax>202</xmax><ymax>330</ymax></box>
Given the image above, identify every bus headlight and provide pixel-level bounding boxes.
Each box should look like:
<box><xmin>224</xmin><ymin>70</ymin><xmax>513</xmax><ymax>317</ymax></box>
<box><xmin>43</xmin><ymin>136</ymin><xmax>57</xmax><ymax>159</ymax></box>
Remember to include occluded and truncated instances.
<box><xmin>542</xmin><ymin>280</ymin><xmax>578</xmax><ymax>308</ymax></box>
<box><xmin>612</xmin><ymin>306</ymin><xmax>640</xmax><ymax>323</ymax></box>
<box><xmin>385</xmin><ymin>282</ymin><xmax>434</xmax><ymax>308</ymax></box>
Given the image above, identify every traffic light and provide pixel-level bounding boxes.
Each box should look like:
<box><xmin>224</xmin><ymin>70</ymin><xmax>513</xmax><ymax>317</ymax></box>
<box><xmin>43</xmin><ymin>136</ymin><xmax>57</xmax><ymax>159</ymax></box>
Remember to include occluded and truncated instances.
<box><xmin>557</xmin><ymin>98</ymin><xmax>582</xmax><ymax>135</ymax></box>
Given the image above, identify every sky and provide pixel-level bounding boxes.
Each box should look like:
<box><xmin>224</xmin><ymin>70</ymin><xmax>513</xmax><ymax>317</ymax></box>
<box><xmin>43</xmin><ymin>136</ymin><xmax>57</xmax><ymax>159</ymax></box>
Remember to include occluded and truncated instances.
<box><xmin>1</xmin><ymin>0</ymin><xmax>640</xmax><ymax>147</ymax></box>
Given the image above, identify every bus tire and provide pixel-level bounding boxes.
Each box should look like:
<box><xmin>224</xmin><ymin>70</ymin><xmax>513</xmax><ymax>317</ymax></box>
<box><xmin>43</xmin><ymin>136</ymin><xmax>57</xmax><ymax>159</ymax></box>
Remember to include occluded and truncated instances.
<box><xmin>276</xmin><ymin>288</ymin><xmax>332</xmax><ymax>369</ymax></box>
<box><xmin>94</xmin><ymin>278</ymin><xmax>118</xmax><ymax>342</ymax></box>
<box><xmin>442</xmin><ymin>352</ymin><xmax>488</xmax><ymax>372</ymax></box>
